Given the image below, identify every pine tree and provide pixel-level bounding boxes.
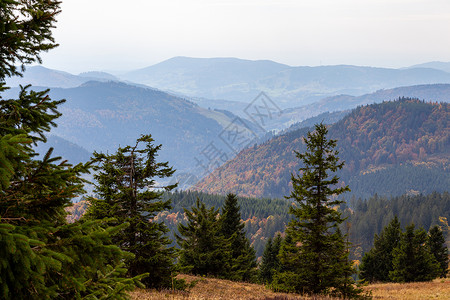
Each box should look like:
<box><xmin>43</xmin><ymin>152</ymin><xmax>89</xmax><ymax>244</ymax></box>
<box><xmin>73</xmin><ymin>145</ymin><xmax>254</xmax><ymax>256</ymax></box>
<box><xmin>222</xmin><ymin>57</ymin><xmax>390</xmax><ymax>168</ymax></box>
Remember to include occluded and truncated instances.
<box><xmin>219</xmin><ymin>193</ymin><xmax>257</xmax><ymax>282</ymax></box>
<box><xmin>273</xmin><ymin>123</ymin><xmax>362</xmax><ymax>298</ymax></box>
<box><xmin>1</xmin><ymin>1</ymin><xmax>141</xmax><ymax>298</ymax></box>
<box><xmin>389</xmin><ymin>224</ymin><xmax>440</xmax><ymax>282</ymax></box>
<box><xmin>360</xmin><ymin>216</ymin><xmax>402</xmax><ymax>282</ymax></box>
<box><xmin>84</xmin><ymin>135</ymin><xmax>178</xmax><ymax>289</ymax></box>
<box><xmin>428</xmin><ymin>225</ymin><xmax>449</xmax><ymax>278</ymax></box>
<box><xmin>176</xmin><ymin>199</ymin><xmax>230</xmax><ymax>277</ymax></box>
<box><xmin>259</xmin><ymin>234</ymin><xmax>282</xmax><ymax>284</ymax></box>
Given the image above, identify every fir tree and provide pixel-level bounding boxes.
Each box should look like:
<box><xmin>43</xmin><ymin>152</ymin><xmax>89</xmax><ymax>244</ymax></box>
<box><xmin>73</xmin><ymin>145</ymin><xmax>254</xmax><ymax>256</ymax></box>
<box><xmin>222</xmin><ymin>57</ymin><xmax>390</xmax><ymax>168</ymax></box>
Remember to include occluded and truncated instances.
<box><xmin>389</xmin><ymin>224</ymin><xmax>440</xmax><ymax>282</ymax></box>
<box><xmin>360</xmin><ymin>216</ymin><xmax>402</xmax><ymax>282</ymax></box>
<box><xmin>1</xmin><ymin>1</ymin><xmax>141</xmax><ymax>298</ymax></box>
<box><xmin>176</xmin><ymin>199</ymin><xmax>230</xmax><ymax>277</ymax></box>
<box><xmin>84</xmin><ymin>135</ymin><xmax>178</xmax><ymax>289</ymax></box>
<box><xmin>219</xmin><ymin>193</ymin><xmax>257</xmax><ymax>282</ymax></box>
<box><xmin>428</xmin><ymin>225</ymin><xmax>449</xmax><ymax>278</ymax></box>
<box><xmin>273</xmin><ymin>123</ymin><xmax>362</xmax><ymax>298</ymax></box>
<box><xmin>259</xmin><ymin>234</ymin><xmax>282</xmax><ymax>284</ymax></box>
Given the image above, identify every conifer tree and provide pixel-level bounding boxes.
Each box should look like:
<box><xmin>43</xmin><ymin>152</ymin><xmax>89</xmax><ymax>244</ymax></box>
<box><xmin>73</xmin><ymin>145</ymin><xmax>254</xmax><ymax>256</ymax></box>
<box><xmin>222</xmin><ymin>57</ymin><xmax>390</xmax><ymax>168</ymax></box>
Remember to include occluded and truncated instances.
<box><xmin>1</xmin><ymin>1</ymin><xmax>142</xmax><ymax>298</ymax></box>
<box><xmin>259</xmin><ymin>234</ymin><xmax>282</xmax><ymax>284</ymax></box>
<box><xmin>176</xmin><ymin>199</ymin><xmax>230</xmax><ymax>277</ymax></box>
<box><xmin>272</xmin><ymin>123</ymin><xmax>362</xmax><ymax>298</ymax></box>
<box><xmin>389</xmin><ymin>224</ymin><xmax>440</xmax><ymax>282</ymax></box>
<box><xmin>219</xmin><ymin>193</ymin><xmax>257</xmax><ymax>282</ymax></box>
<box><xmin>360</xmin><ymin>216</ymin><xmax>402</xmax><ymax>282</ymax></box>
<box><xmin>84</xmin><ymin>135</ymin><xmax>178</xmax><ymax>289</ymax></box>
<box><xmin>428</xmin><ymin>225</ymin><xmax>449</xmax><ymax>278</ymax></box>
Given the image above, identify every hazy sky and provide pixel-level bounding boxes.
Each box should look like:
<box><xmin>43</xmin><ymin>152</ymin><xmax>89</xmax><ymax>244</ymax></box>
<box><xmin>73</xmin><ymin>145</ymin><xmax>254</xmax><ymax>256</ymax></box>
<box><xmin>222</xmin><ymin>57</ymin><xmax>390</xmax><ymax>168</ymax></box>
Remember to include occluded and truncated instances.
<box><xmin>40</xmin><ymin>0</ymin><xmax>450</xmax><ymax>73</ymax></box>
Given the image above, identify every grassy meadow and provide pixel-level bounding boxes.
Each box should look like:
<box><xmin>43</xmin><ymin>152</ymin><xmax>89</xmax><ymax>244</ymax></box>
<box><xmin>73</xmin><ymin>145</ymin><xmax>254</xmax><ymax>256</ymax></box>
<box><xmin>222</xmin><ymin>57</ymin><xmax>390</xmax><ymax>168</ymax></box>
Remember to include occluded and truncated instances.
<box><xmin>129</xmin><ymin>275</ymin><xmax>450</xmax><ymax>299</ymax></box>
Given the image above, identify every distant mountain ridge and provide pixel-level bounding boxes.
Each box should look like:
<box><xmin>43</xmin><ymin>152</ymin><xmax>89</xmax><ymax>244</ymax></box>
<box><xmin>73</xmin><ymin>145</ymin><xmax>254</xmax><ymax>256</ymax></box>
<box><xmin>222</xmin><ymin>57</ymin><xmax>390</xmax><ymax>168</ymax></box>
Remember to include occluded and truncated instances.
<box><xmin>264</xmin><ymin>84</ymin><xmax>450</xmax><ymax>130</ymax></box>
<box><xmin>195</xmin><ymin>99</ymin><xmax>449</xmax><ymax>199</ymax></box>
<box><xmin>35</xmin><ymin>135</ymin><xmax>92</xmax><ymax>164</ymax></box>
<box><xmin>5</xmin><ymin>66</ymin><xmax>120</xmax><ymax>88</ymax></box>
<box><xmin>408</xmin><ymin>61</ymin><xmax>450</xmax><ymax>73</ymax></box>
<box><xmin>121</xmin><ymin>57</ymin><xmax>450</xmax><ymax>107</ymax></box>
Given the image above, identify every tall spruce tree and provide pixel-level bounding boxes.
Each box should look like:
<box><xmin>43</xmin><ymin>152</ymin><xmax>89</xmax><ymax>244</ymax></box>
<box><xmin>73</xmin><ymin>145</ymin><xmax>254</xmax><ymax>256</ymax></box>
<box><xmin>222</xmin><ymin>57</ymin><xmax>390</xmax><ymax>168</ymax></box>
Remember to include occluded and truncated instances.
<box><xmin>1</xmin><ymin>1</ymin><xmax>142</xmax><ymax>298</ymax></box>
<box><xmin>84</xmin><ymin>135</ymin><xmax>178</xmax><ymax>289</ymax></box>
<box><xmin>360</xmin><ymin>216</ymin><xmax>402</xmax><ymax>282</ymax></box>
<box><xmin>389</xmin><ymin>224</ymin><xmax>440</xmax><ymax>282</ymax></box>
<box><xmin>428</xmin><ymin>225</ymin><xmax>449</xmax><ymax>278</ymax></box>
<box><xmin>272</xmin><ymin>123</ymin><xmax>362</xmax><ymax>298</ymax></box>
<box><xmin>219</xmin><ymin>193</ymin><xmax>257</xmax><ymax>282</ymax></box>
<box><xmin>176</xmin><ymin>199</ymin><xmax>230</xmax><ymax>277</ymax></box>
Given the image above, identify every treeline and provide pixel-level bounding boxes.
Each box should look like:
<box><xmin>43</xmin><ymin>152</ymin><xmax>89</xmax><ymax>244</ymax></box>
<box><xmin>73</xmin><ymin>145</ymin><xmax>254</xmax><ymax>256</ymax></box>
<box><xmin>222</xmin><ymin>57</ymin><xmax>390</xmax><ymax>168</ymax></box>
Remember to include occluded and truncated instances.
<box><xmin>158</xmin><ymin>190</ymin><xmax>291</xmax><ymax>257</ymax></box>
<box><xmin>69</xmin><ymin>189</ymin><xmax>449</xmax><ymax>263</ymax></box>
<box><xmin>342</xmin><ymin>192</ymin><xmax>450</xmax><ymax>260</ymax></box>
<box><xmin>259</xmin><ymin>216</ymin><xmax>448</xmax><ymax>287</ymax></box>
<box><xmin>359</xmin><ymin>216</ymin><xmax>448</xmax><ymax>282</ymax></box>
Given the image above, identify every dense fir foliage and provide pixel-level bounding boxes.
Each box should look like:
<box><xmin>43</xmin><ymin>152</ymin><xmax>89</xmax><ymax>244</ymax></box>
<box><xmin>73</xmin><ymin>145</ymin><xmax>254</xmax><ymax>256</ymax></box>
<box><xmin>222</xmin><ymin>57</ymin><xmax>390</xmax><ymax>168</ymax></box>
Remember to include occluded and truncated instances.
<box><xmin>343</xmin><ymin>192</ymin><xmax>450</xmax><ymax>259</ymax></box>
<box><xmin>360</xmin><ymin>218</ymin><xmax>447</xmax><ymax>283</ymax></box>
<box><xmin>84</xmin><ymin>135</ymin><xmax>180</xmax><ymax>289</ymax></box>
<box><xmin>176</xmin><ymin>196</ymin><xmax>257</xmax><ymax>281</ymax></box>
<box><xmin>0</xmin><ymin>1</ymin><xmax>141</xmax><ymax>298</ymax></box>
<box><xmin>389</xmin><ymin>224</ymin><xmax>440</xmax><ymax>282</ymax></box>
<box><xmin>272</xmin><ymin>123</ymin><xmax>363</xmax><ymax>298</ymax></box>
<box><xmin>258</xmin><ymin>234</ymin><xmax>282</xmax><ymax>284</ymax></box>
<box><xmin>159</xmin><ymin>190</ymin><xmax>291</xmax><ymax>257</ymax></box>
<box><xmin>176</xmin><ymin>199</ymin><xmax>231</xmax><ymax>277</ymax></box>
<box><xmin>359</xmin><ymin>217</ymin><xmax>402</xmax><ymax>282</ymax></box>
<box><xmin>0</xmin><ymin>0</ymin><xmax>60</xmax><ymax>79</ymax></box>
<box><xmin>219</xmin><ymin>194</ymin><xmax>257</xmax><ymax>282</ymax></box>
<box><xmin>428</xmin><ymin>225</ymin><xmax>449</xmax><ymax>278</ymax></box>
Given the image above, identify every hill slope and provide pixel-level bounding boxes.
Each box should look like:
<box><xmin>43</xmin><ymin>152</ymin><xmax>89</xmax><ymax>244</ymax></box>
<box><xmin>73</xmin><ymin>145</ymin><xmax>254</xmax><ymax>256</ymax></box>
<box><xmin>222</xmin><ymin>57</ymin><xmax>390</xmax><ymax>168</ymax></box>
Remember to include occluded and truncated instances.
<box><xmin>5</xmin><ymin>66</ymin><xmax>119</xmax><ymax>88</ymax></box>
<box><xmin>4</xmin><ymin>81</ymin><xmax>258</xmax><ymax>174</ymax></box>
<box><xmin>195</xmin><ymin>99</ymin><xmax>449</xmax><ymax>199</ymax></box>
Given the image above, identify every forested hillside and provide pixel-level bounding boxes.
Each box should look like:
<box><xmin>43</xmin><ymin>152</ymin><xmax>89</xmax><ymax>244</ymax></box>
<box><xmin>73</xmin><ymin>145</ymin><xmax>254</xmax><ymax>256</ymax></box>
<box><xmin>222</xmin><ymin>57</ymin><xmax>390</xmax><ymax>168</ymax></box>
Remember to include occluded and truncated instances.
<box><xmin>3</xmin><ymin>81</ymin><xmax>258</xmax><ymax>174</ymax></box>
<box><xmin>68</xmin><ymin>190</ymin><xmax>449</xmax><ymax>261</ymax></box>
<box><xmin>343</xmin><ymin>192</ymin><xmax>450</xmax><ymax>261</ymax></box>
<box><xmin>158</xmin><ymin>191</ymin><xmax>291</xmax><ymax>257</ymax></box>
<box><xmin>196</xmin><ymin>99</ymin><xmax>449</xmax><ymax>199</ymax></box>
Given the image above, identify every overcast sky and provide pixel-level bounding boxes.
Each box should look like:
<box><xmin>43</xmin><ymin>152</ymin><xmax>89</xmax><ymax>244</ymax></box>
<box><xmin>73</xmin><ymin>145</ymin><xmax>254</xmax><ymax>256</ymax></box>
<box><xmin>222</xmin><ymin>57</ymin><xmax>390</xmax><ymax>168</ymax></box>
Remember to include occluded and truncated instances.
<box><xmin>40</xmin><ymin>0</ymin><xmax>450</xmax><ymax>74</ymax></box>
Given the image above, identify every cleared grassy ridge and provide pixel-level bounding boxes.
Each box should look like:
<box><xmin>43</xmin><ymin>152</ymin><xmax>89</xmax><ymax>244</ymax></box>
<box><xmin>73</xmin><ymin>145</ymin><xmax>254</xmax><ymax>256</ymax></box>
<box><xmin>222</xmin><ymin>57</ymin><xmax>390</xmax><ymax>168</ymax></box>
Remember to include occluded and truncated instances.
<box><xmin>129</xmin><ymin>275</ymin><xmax>450</xmax><ymax>300</ymax></box>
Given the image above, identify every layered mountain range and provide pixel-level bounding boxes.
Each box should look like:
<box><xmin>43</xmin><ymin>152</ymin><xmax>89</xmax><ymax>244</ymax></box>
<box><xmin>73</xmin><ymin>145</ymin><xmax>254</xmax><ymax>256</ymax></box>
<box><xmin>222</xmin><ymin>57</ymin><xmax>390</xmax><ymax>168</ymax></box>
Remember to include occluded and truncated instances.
<box><xmin>122</xmin><ymin>57</ymin><xmax>450</xmax><ymax>107</ymax></box>
<box><xmin>4</xmin><ymin>58</ymin><xmax>450</xmax><ymax>187</ymax></box>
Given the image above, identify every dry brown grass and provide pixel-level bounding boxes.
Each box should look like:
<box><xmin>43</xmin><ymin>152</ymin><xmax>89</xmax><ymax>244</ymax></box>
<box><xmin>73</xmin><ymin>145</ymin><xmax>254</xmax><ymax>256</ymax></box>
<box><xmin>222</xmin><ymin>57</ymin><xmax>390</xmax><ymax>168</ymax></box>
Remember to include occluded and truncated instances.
<box><xmin>366</xmin><ymin>277</ymin><xmax>450</xmax><ymax>299</ymax></box>
<box><xmin>129</xmin><ymin>274</ymin><xmax>334</xmax><ymax>299</ymax></box>
<box><xmin>129</xmin><ymin>275</ymin><xmax>450</xmax><ymax>300</ymax></box>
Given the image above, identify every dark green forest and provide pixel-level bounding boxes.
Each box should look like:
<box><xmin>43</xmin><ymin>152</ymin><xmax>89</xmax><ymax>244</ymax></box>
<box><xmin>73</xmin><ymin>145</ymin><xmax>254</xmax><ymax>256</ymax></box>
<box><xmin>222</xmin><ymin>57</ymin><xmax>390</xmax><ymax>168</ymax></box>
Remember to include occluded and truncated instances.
<box><xmin>343</xmin><ymin>192</ymin><xmax>450</xmax><ymax>260</ymax></box>
<box><xmin>155</xmin><ymin>190</ymin><xmax>450</xmax><ymax>261</ymax></box>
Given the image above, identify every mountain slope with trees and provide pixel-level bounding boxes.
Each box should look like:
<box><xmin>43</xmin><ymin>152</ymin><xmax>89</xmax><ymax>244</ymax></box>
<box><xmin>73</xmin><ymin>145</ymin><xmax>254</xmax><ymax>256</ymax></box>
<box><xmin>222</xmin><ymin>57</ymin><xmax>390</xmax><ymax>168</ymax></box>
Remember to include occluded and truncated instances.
<box><xmin>3</xmin><ymin>81</ymin><xmax>259</xmax><ymax>174</ymax></box>
<box><xmin>195</xmin><ymin>99</ymin><xmax>449</xmax><ymax>199</ymax></box>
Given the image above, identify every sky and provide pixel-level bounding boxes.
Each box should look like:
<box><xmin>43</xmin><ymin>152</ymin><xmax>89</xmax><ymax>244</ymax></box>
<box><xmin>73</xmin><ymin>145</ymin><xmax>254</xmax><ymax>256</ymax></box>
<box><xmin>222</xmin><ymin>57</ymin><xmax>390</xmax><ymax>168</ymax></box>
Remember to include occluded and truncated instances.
<box><xmin>40</xmin><ymin>0</ymin><xmax>450</xmax><ymax>74</ymax></box>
